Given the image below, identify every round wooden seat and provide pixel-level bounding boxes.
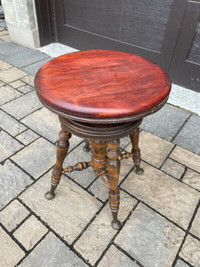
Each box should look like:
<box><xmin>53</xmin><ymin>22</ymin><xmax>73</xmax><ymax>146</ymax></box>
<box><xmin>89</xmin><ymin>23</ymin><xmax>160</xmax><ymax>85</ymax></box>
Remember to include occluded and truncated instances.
<box><xmin>35</xmin><ymin>50</ymin><xmax>171</xmax><ymax>123</ymax></box>
<box><xmin>35</xmin><ymin>50</ymin><xmax>171</xmax><ymax>230</ymax></box>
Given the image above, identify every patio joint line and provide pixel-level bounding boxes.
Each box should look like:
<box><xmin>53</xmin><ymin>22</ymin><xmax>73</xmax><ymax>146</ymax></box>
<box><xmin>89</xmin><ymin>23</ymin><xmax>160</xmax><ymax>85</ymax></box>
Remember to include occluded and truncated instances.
<box><xmin>171</xmin><ymin>114</ymin><xmax>192</xmax><ymax>143</ymax></box>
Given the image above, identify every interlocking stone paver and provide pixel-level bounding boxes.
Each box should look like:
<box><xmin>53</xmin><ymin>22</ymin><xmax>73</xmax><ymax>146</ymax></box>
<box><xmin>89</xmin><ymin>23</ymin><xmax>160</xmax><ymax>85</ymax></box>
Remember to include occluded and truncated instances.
<box><xmin>0</xmin><ymin>59</ymin><xmax>12</xmax><ymax>70</ymax></box>
<box><xmin>14</xmin><ymin>216</ymin><xmax>48</xmax><ymax>250</ymax></box>
<box><xmin>170</xmin><ymin>146</ymin><xmax>200</xmax><ymax>173</ymax></box>
<box><xmin>12</xmin><ymin>138</ymin><xmax>56</xmax><ymax>179</ymax></box>
<box><xmin>141</xmin><ymin>104</ymin><xmax>190</xmax><ymax>141</ymax></box>
<box><xmin>1</xmin><ymin>91</ymin><xmax>42</xmax><ymax>119</ymax></box>
<box><xmin>21</xmin><ymin>107</ymin><xmax>60</xmax><ymax>143</ymax></box>
<box><xmin>64</xmin><ymin>143</ymin><xmax>97</xmax><ymax>188</ymax></box>
<box><xmin>121</xmin><ymin>161</ymin><xmax>200</xmax><ymax>229</ymax></box>
<box><xmin>0</xmin><ymin>131</ymin><xmax>23</xmax><ymax>163</ymax></box>
<box><xmin>19</xmin><ymin>232</ymin><xmax>88</xmax><ymax>267</ymax></box>
<box><xmin>21</xmin><ymin>75</ymin><xmax>34</xmax><ymax>87</ymax></box>
<box><xmin>0</xmin><ymin>110</ymin><xmax>26</xmax><ymax>136</ymax></box>
<box><xmin>161</xmin><ymin>158</ymin><xmax>185</xmax><ymax>179</ymax></box>
<box><xmin>9</xmin><ymin>80</ymin><xmax>25</xmax><ymax>88</ymax></box>
<box><xmin>16</xmin><ymin>129</ymin><xmax>39</xmax><ymax>145</ymax></box>
<box><xmin>0</xmin><ymin>227</ymin><xmax>25</xmax><ymax>266</ymax></box>
<box><xmin>175</xmin><ymin>259</ymin><xmax>190</xmax><ymax>267</ymax></box>
<box><xmin>5</xmin><ymin>49</ymin><xmax>48</xmax><ymax>68</ymax></box>
<box><xmin>126</xmin><ymin>131</ymin><xmax>174</xmax><ymax>168</ymax></box>
<box><xmin>20</xmin><ymin>171</ymin><xmax>102</xmax><ymax>244</ymax></box>
<box><xmin>182</xmin><ymin>169</ymin><xmax>200</xmax><ymax>191</ymax></box>
<box><xmin>180</xmin><ymin>235</ymin><xmax>200</xmax><ymax>266</ymax></box>
<box><xmin>0</xmin><ymin>67</ymin><xmax>27</xmax><ymax>83</ymax></box>
<box><xmin>17</xmin><ymin>84</ymin><xmax>34</xmax><ymax>94</ymax></box>
<box><xmin>0</xmin><ymin>160</ymin><xmax>32</xmax><ymax>210</ymax></box>
<box><xmin>120</xmin><ymin>136</ymin><xmax>131</xmax><ymax>149</ymax></box>
<box><xmin>174</xmin><ymin>115</ymin><xmax>200</xmax><ymax>155</ymax></box>
<box><xmin>190</xmin><ymin>207</ymin><xmax>200</xmax><ymax>239</ymax></box>
<box><xmin>0</xmin><ymin>85</ymin><xmax>21</xmax><ymax>105</ymax></box>
<box><xmin>22</xmin><ymin>57</ymin><xmax>52</xmax><ymax>76</ymax></box>
<box><xmin>74</xmin><ymin>191</ymin><xmax>137</xmax><ymax>265</ymax></box>
<box><xmin>97</xmin><ymin>245</ymin><xmax>139</xmax><ymax>267</ymax></box>
<box><xmin>0</xmin><ymin>200</ymin><xmax>29</xmax><ymax>231</ymax></box>
<box><xmin>115</xmin><ymin>204</ymin><xmax>184</xmax><ymax>267</ymax></box>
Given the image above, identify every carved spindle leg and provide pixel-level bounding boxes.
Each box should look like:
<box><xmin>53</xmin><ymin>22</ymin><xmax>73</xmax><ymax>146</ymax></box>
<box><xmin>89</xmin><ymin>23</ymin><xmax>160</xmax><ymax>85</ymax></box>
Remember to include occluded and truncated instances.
<box><xmin>107</xmin><ymin>140</ymin><xmax>121</xmax><ymax>230</ymax></box>
<box><xmin>91</xmin><ymin>140</ymin><xmax>107</xmax><ymax>176</ymax></box>
<box><xmin>45</xmin><ymin>127</ymin><xmax>71</xmax><ymax>200</ymax></box>
<box><xmin>83</xmin><ymin>139</ymin><xmax>90</xmax><ymax>152</ymax></box>
<box><xmin>129</xmin><ymin>128</ymin><xmax>144</xmax><ymax>175</ymax></box>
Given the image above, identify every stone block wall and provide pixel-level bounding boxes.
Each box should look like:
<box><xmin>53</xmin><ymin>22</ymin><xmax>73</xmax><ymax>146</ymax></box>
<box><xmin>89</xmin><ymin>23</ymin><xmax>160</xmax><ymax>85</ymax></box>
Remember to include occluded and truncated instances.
<box><xmin>2</xmin><ymin>0</ymin><xmax>40</xmax><ymax>48</ymax></box>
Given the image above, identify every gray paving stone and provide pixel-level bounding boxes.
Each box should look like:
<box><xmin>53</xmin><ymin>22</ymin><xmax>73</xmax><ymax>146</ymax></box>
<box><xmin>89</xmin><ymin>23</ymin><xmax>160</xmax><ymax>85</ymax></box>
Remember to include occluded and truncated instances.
<box><xmin>20</xmin><ymin>171</ymin><xmax>102</xmax><ymax>244</ymax></box>
<box><xmin>121</xmin><ymin>161</ymin><xmax>200</xmax><ymax>229</ymax></box>
<box><xmin>16</xmin><ymin>129</ymin><xmax>39</xmax><ymax>145</ymax></box>
<box><xmin>0</xmin><ymin>160</ymin><xmax>32</xmax><ymax>209</ymax></box>
<box><xmin>0</xmin><ymin>110</ymin><xmax>26</xmax><ymax>136</ymax></box>
<box><xmin>17</xmin><ymin>84</ymin><xmax>34</xmax><ymax>94</ymax></box>
<box><xmin>1</xmin><ymin>91</ymin><xmax>42</xmax><ymax>119</ymax></box>
<box><xmin>0</xmin><ymin>227</ymin><xmax>25</xmax><ymax>266</ymax></box>
<box><xmin>0</xmin><ymin>200</ymin><xmax>29</xmax><ymax>231</ymax></box>
<box><xmin>64</xmin><ymin>142</ymin><xmax>96</xmax><ymax>188</ymax></box>
<box><xmin>21</xmin><ymin>107</ymin><xmax>60</xmax><ymax>143</ymax></box>
<box><xmin>141</xmin><ymin>104</ymin><xmax>190</xmax><ymax>141</ymax></box>
<box><xmin>9</xmin><ymin>79</ymin><xmax>25</xmax><ymax>88</ymax></box>
<box><xmin>115</xmin><ymin>204</ymin><xmax>184</xmax><ymax>267</ymax></box>
<box><xmin>12</xmin><ymin>138</ymin><xmax>56</xmax><ymax>179</ymax></box>
<box><xmin>180</xmin><ymin>235</ymin><xmax>200</xmax><ymax>266</ymax></box>
<box><xmin>161</xmin><ymin>158</ymin><xmax>185</xmax><ymax>179</ymax></box>
<box><xmin>175</xmin><ymin>259</ymin><xmax>190</xmax><ymax>267</ymax></box>
<box><xmin>20</xmin><ymin>75</ymin><xmax>34</xmax><ymax>87</ymax></box>
<box><xmin>0</xmin><ymin>131</ymin><xmax>23</xmax><ymax>162</ymax></box>
<box><xmin>0</xmin><ymin>42</ymin><xmax>26</xmax><ymax>58</ymax></box>
<box><xmin>173</xmin><ymin>115</ymin><xmax>200</xmax><ymax>155</ymax></box>
<box><xmin>19</xmin><ymin>232</ymin><xmax>88</xmax><ymax>267</ymax></box>
<box><xmin>14</xmin><ymin>216</ymin><xmax>48</xmax><ymax>250</ymax></box>
<box><xmin>74</xmin><ymin>191</ymin><xmax>137</xmax><ymax>265</ymax></box>
<box><xmin>97</xmin><ymin>245</ymin><xmax>139</xmax><ymax>267</ymax></box>
<box><xmin>0</xmin><ymin>80</ymin><xmax>5</xmax><ymax>86</ymax></box>
<box><xmin>0</xmin><ymin>59</ymin><xmax>12</xmax><ymax>70</ymax></box>
<box><xmin>5</xmin><ymin>49</ymin><xmax>48</xmax><ymax>68</ymax></box>
<box><xmin>22</xmin><ymin>57</ymin><xmax>52</xmax><ymax>76</ymax></box>
<box><xmin>0</xmin><ymin>85</ymin><xmax>22</xmax><ymax>105</ymax></box>
<box><xmin>182</xmin><ymin>169</ymin><xmax>200</xmax><ymax>191</ymax></box>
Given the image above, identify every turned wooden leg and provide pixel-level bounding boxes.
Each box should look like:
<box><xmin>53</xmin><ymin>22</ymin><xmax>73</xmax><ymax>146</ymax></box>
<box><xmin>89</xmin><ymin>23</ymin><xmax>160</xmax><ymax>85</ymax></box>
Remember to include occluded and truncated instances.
<box><xmin>83</xmin><ymin>139</ymin><xmax>90</xmax><ymax>152</ymax></box>
<box><xmin>129</xmin><ymin>128</ymin><xmax>144</xmax><ymax>175</ymax></box>
<box><xmin>45</xmin><ymin>127</ymin><xmax>71</xmax><ymax>200</ymax></box>
<box><xmin>91</xmin><ymin>140</ymin><xmax>109</xmax><ymax>188</ymax></box>
<box><xmin>107</xmin><ymin>139</ymin><xmax>121</xmax><ymax>230</ymax></box>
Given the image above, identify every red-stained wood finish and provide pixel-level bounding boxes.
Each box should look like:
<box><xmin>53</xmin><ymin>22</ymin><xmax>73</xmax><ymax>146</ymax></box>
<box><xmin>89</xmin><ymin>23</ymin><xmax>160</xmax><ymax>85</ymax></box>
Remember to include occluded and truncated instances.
<box><xmin>35</xmin><ymin>50</ymin><xmax>171</xmax><ymax>123</ymax></box>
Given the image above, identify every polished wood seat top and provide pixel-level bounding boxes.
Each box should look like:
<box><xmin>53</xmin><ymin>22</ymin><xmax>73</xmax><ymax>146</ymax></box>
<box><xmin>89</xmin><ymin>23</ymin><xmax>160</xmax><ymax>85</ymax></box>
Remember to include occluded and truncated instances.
<box><xmin>35</xmin><ymin>50</ymin><xmax>171</xmax><ymax>123</ymax></box>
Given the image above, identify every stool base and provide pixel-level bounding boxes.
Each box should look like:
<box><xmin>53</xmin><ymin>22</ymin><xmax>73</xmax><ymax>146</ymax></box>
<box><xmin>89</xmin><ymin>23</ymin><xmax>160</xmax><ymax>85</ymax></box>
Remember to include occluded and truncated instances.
<box><xmin>45</xmin><ymin>117</ymin><xmax>144</xmax><ymax>229</ymax></box>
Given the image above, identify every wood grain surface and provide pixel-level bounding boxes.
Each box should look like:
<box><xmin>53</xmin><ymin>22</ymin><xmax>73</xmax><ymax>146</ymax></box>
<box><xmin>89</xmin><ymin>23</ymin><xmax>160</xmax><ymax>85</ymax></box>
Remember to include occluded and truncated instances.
<box><xmin>35</xmin><ymin>50</ymin><xmax>171</xmax><ymax>119</ymax></box>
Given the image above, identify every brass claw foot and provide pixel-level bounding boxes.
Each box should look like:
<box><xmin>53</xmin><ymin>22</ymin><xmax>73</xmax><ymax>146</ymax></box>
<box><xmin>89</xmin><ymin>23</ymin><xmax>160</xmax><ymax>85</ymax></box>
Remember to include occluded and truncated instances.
<box><xmin>135</xmin><ymin>165</ymin><xmax>144</xmax><ymax>175</ymax></box>
<box><xmin>111</xmin><ymin>212</ymin><xmax>121</xmax><ymax>230</ymax></box>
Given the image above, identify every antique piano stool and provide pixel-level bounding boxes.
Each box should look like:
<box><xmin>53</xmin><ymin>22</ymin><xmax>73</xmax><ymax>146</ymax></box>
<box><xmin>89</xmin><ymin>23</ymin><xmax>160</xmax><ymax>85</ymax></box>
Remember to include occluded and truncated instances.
<box><xmin>35</xmin><ymin>50</ymin><xmax>171</xmax><ymax>230</ymax></box>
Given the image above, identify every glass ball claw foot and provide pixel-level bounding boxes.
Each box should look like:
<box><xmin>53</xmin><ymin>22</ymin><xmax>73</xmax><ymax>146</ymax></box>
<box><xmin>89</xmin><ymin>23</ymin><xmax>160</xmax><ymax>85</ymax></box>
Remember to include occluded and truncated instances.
<box><xmin>45</xmin><ymin>185</ymin><xmax>57</xmax><ymax>200</ymax></box>
<box><xmin>135</xmin><ymin>165</ymin><xmax>144</xmax><ymax>175</ymax></box>
<box><xmin>111</xmin><ymin>212</ymin><xmax>121</xmax><ymax>230</ymax></box>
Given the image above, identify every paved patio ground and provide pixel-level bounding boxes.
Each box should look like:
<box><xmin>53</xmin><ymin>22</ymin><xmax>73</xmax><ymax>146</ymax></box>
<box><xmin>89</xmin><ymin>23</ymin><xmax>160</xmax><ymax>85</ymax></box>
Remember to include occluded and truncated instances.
<box><xmin>0</xmin><ymin>24</ymin><xmax>200</xmax><ymax>267</ymax></box>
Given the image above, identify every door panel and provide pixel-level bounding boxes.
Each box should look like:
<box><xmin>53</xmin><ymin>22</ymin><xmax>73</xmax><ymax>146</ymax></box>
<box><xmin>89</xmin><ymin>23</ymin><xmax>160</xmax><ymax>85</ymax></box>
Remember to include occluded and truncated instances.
<box><xmin>54</xmin><ymin>0</ymin><xmax>187</xmax><ymax>71</ymax></box>
<box><xmin>169</xmin><ymin>1</ymin><xmax>200</xmax><ymax>92</ymax></box>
